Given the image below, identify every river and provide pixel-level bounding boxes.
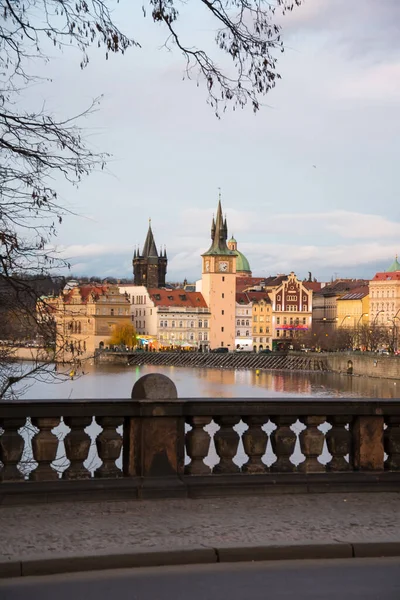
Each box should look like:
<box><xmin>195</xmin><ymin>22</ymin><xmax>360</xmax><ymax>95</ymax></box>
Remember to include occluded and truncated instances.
<box><xmin>19</xmin><ymin>362</ymin><xmax>400</xmax><ymax>399</ymax></box>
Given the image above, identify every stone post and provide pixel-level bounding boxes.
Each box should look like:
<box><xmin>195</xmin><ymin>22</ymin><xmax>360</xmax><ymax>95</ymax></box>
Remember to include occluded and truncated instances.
<box><xmin>353</xmin><ymin>416</ymin><xmax>384</xmax><ymax>471</ymax></box>
<box><xmin>123</xmin><ymin>374</ymin><xmax>185</xmax><ymax>496</ymax></box>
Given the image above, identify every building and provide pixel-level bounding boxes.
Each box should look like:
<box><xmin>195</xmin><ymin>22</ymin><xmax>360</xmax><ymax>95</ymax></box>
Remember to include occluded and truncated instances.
<box><xmin>369</xmin><ymin>255</ymin><xmax>400</xmax><ymax>328</ymax></box>
<box><xmin>201</xmin><ymin>198</ymin><xmax>237</xmax><ymax>350</ymax></box>
<box><xmin>52</xmin><ymin>283</ymin><xmax>131</xmax><ymax>360</ymax></box>
<box><xmin>119</xmin><ymin>285</ymin><xmax>210</xmax><ymax>351</ymax></box>
<box><xmin>133</xmin><ymin>220</ymin><xmax>167</xmax><ymax>288</ymax></box>
<box><xmin>227</xmin><ymin>237</ymin><xmax>252</xmax><ymax>277</ymax></box>
<box><xmin>268</xmin><ymin>272</ymin><xmax>313</xmax><ymax>350</ymax></box>
<box><xmin>312</xmin><ymin>279</ymin><xmax>369</xmax><ymax>332</ymax></box>
<box><xmin>247</xmin><ymin>291</ymin><xmax>272</xmax><ymax>351</ymax></box>
<box><xmin>336</xmin><ymin>286</ymin><xmax>369</xmax><ymax>329</ymax></box>
<box><xmin>235</xmin><ymin>293</ymin><xmax>253</xmax><ymax>350</ymax></box>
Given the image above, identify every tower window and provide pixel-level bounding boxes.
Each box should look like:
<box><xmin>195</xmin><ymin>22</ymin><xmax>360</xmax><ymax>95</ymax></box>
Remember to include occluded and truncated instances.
<box><xmin>221</xmin><ymin>327</ymin><xmax>224</xmax><ymax>332</ymax></box>
<box><xmin>222</xmin><ymin>293</ymin><xmax>225</xmax><ymax>299</ymax></box>
<box><xmin>222</xmin><ymin>310</ymin><xmax>224</xmax><ymax>315</ymax></box>
<box><xmin>222</xmin><ymin>277</ymin><xmax>225</xmax><ymax>282</ymax></box>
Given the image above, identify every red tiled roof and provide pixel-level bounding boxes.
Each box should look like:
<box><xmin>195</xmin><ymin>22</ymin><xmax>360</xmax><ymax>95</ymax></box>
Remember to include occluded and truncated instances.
<box><xmin>303</xmin><ymin>282</ymin><xmax>322</xmax><ymax>292</ymax></box>
<box><xmin>63</xmin><ymin>284</ymin><xmax>109</xmax><ymax>304</ymax></box>
<box><xmin>236</xmin><ymin>292</ymin><xmax>251</xmax><ymax>304</ymax></box>
<box><xmin>246</xmin><ymin>291</ymin><xmax>271</xmax><ymax>303</ymax></box>
<box><xmin>148</xmin><ymin>289</ymin><xmax>208</xmax><ymax>308</ymax></box>
<box><xmin>373</xmin><ymin>272</ymin><xmax>400</xmax><ymax>281</ymax></box>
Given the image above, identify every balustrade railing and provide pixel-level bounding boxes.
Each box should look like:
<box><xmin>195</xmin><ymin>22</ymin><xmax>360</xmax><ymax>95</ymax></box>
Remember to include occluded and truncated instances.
<box><xmin>0</xmin><ymin>374</ymin><xmax>400</xmax><ymax>503</ymax></box>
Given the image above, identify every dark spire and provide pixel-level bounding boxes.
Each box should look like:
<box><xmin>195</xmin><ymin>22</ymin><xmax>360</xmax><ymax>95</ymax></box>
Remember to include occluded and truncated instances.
<box><xmin>142</xmin><ymin>219</ymin><xmax>158</xmax><ymax>258</ymax></box>
<box><xmin>164</xmin><ymin>245</ymin><xmax>167</xmax><ymax>258</ymax></box>
<box><xmin>203</xmin><ymin>197</ymin><xmax>233</xmax><ymax>256</ymax></box>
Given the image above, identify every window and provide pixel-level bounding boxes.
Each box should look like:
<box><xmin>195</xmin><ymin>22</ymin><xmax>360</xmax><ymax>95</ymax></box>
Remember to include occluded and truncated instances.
<box><xmin>277</xmin><ymin>330</ymin><xmax>280</xmax><ymax>337</ymax></box>
<box><xmin>222</xmin><ymin>276</ymin><xmax>225</xmax><ymax>282</ymax></box>
<box><xmin>241</xmin><ymin>319</ymin><xmax>245</xmax><ymax>326</ymax></box>
<box><xmin>303</xmin><ymin>317</ymin><xmax>306</xmax><ymax>324</ymax></box>
<box><xmin>259</xmin><ymin>327</ymin><xmax>263</xmax><ymax>333</ymax></box>
<box><xmin>290</xmin><ymin>318</ymin><xmax>293</xmax><ymax>325</ymax></box>
<box><xmin>221</xmin><ymin>327</ymin><xmax>224</xmax><ymax>332</ymax></box>
<box><xmin>204</xmin><ymin>320</ymin><xmax>208</xmax><ymax>328</ymax></box>
<box><xmin>222</xmin><ymin>310</ymin><xmax>224</xmax><ymax>315</ymax></box>
<box><xmin>246</xmin><ymin>330</ymin><xmax>249</xmax><ymax>336</ymax></box>
<box><xmin>190</xmin><ymin>333</ymin><xmax>194</xmax><ymax>341</ymax></box>
<box><xmin>237</xmin><ymin>320</ymin><xmax>240</xmax><ymax>326</ymax></box>
<box><xmin>199</xmin><ymin>332</ymin><xmax>203</xmax><ymax>341</ymax></box>
<box><xmin>246</xmin><ymin>320</ymin><xmax>249</xmax><ymax>326</ymax></box>
<box><xmin>199</xmin><ymin>320</ymin><xmax>203</xmax><ymax>328</ymax></box>
<box><xmin>171</xmin><ymin>321</ymin><xmax>175</xmax><ymax>328</ymax></box>
<box><xmin>254</xmin><ymin>316</ymin><xmax>257</xmax><ymax>323</ymax></box>
<box><xmin>253</xmin><ymin>326</ymin><xmax>257</xmax><ymax>333</ymax></box>
<box><xmin>266</xmin><ymin>327</ymin><xmax>269</xmax><ymax>334</ymax></box>
<box><xmin>203</xmin><ymin>332</ymin><xmax>208</xmax><ymax>341</ymax></box>
<box><xmin>277</xmin><ymin>317</ymin><xmax>280</xmax><ymax>324</ymax></box>
<box><xmin>190</xmin><ymin>320</ymin><xmax>194</xmax><ymax>328</ymax></box>
<box><xmin>222</xmin><ymin>293</ymin><xmax>225</xmax><ymax>299</ymax></box>
<box><xmin>303</xmin><ymin>296</ymin><xmax>307</xmax><ymax>302</ymax></box>
<box><xmin>277</xmin><ymin>304</ymin><xmax>281</xmax><ymax>311</ymax></box>
<box><xmin>277</xmin><ymin>295</ymin><xmax>281</xmax><ymax>301</ymax></box>
<box><xmin>284</xmin><ymin>318</ymin><xmax>287</xmax><ymax>325</ymax></box>
<box><xmin>110</xmin><ymin>308</ymin><xmax>114</xmax><ymax>316</ymax></box>
<box><xmin>237</xmin><ymin>330</ymin><xmax>240</xmax><ymax>336</ymax></box>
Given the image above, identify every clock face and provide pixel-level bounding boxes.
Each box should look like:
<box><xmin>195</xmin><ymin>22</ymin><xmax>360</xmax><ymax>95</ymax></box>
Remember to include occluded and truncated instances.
<box><xmin>205</xmin><ymin>261</ymin><xmax>210</xmax><ymax>272</ymax></box>
<box><xmin>219</xmin><ymin>261</ymin><xmax>228</xmax><ymax>272</ymax></box>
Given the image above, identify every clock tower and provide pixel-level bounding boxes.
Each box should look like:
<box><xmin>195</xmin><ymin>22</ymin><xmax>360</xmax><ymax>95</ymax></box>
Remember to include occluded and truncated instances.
<box><xmin>202</xmin><ymin>197</ymin><xmax>236</xmax><ymax>350</ymax></box>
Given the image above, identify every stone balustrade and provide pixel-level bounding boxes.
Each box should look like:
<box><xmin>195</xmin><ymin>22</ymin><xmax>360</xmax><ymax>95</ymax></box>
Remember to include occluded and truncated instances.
<box><xmin>0</xmin><ymin>373</ymin><xmax>400</xmax><ymax>503</ymax></box>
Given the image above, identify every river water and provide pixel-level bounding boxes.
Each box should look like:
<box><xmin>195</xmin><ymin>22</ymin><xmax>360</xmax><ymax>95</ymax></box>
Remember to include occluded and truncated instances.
<box><xmin>21</xmin><ymin>363</ymin><xmax>400</xmax><ymax>399</ymax></box>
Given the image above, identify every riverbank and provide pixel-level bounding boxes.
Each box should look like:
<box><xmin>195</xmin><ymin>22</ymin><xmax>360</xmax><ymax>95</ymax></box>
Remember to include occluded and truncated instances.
<box><xmin>97</xmin><ymin>350</ymin><xmax>400</xmax><ymax>381</ymax></box>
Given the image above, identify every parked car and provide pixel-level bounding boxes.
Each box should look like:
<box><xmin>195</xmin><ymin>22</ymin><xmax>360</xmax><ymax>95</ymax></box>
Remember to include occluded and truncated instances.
<box><xmin>211</xmin><ymin>347</ymin><xmax>229</xmax><ymax>353</ymax></box>
<box><xmin>377</xmin><ymin>349</ymin><xmax>390</xmax><ymax>356</ymax></box>
<box><xmin>259</xmin><ymin>349</ymin><xmax>271</xmax><ymax>354</ymax></box>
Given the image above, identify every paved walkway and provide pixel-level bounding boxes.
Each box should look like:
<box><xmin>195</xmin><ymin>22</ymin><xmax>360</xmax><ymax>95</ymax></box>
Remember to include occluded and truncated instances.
<box><xmin>1</xmin><ymin>493</ymin><xmax>400</xmax><ymax>560</ymax></box>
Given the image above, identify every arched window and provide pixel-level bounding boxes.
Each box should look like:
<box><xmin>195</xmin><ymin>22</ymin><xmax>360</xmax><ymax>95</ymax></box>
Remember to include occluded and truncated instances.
<box><xmin>241</xmin><ymin>320</ymin><xmax>245</xmax><ymax>326</ymax></box>
<box><xmin>190</xmin><ymin>321</ymin><xmax>194</xmax><ymax>328</ymax></box>
<box><xmin>237</xmin><ymin>330</ymin><xmax>240</xmax><ymax>336</ymax></box>
<box><xmin>246</xmin><ymin>320</ymin><xmax>249</xmax><ymax>326</ymax></box>
<box><xmin>198</xmin><ymin>332</ymin><xmax>203</xmax><ymax>341</ymax></box>
<box><xmin>199</xmin><ymin>320</ymin><xmax>203</xmax><ymax>328</ymax></box>
<box><xmin>171</xmin><ymin>321</ymin><xmax>175</xmax><ymax>328</ymax></box>
<box><xmin>179</xmin><ymin>321</ymin><xmax>183</xmax><ymax>328</ymax></box>
<box><xmin>204</xmin><ymin>320</ymin><xmax>208</xmax><ymax>328</ymax></box>
<box><xmin>190</xmin><ymin>332</ymin><xmax>194</xmax><ymax>341</ymax></box>
<box><xmin>245</xmin><ymin>330</ymin><xmax>249</xmax><ymax>336</ymax></box>
<box><xmin>237</xmin><ymin>319</ymin><xmax>240</xmax><ymax>326</ymax></box>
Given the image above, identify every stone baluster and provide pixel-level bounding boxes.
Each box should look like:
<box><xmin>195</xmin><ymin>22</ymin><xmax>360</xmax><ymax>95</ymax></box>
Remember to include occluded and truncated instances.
<box><xmin>326</xmin><ymin>416</ymin><xmax>352</xmax><ymax>471</ymax></box>
<box><xmin>0</xmin><ymin>418</ymin><xmax>26</xmax><ymax>481</ymax></box>
<box><xmin>299</xmin><ymin>416</ymin><xmax>326</xmax><ymax>473</ymax></box>
<box><xmin>95</xmin><ymin>417</ymin><xmax>124</xmax><ymax>478</ymax></box>
<box><xmin>62</xmin><ymin>417</ymin><xmax>92</xmax><ymax>479</ymax></box>
<box><xmin>213</xmin><ymin>416</ymin><xmax>241</xmax><ymax>474</ymax></box>
<box><xmin>270</xmin><ymin>416</ymin><xmax>297</xmax><ymax>472</ymax></box>
<box><xmin>242</xmin><ymin>416</ymin><xmax>268</xmax><ymax>474</ymax></box>
<box><xmin>185</xmin><ymin>416</ymin><xmax>212</xmax><ymax>475</ymax></box>
<box><xmin>384</xmin><ymin>416</ymin><xmax>400</xmax><ymax>471</ymax></box>
<box><xmin>31</xmin><ymin>417</ymin><xmax>60</xmax><ymax>481</ymax></box>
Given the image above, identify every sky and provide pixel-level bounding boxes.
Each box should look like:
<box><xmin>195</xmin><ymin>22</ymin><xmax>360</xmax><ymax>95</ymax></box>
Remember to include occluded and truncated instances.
<box><xmin>25</xmin><ymin>0</ymin><xmax>400</xmax><ymax>282</ymax></box>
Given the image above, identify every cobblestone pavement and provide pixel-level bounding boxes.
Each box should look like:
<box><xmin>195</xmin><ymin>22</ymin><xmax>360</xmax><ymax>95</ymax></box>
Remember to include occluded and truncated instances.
<box><xmin>1</xmin><ymin>493</ymin><xmax>400</xmax><ymax>559</ymax></box>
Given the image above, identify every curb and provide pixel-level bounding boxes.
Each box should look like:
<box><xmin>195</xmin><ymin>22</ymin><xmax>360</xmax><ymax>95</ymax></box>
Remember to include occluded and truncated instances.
<box><xmin>1</xmin><ymin>541</ymin><xmax>400</xmax><ymax>579</ymax></box>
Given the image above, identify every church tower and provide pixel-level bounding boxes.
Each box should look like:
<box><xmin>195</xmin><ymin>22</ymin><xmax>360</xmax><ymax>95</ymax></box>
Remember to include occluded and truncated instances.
<box><xmin>201</xmin><ymin>197</ymin><xmax>236</xmax><ymax>350</ymax></box>
<box><xmin>133</xmin><ymin>220</ymin><xmax>167</xmax><ymax>288</ymax></box>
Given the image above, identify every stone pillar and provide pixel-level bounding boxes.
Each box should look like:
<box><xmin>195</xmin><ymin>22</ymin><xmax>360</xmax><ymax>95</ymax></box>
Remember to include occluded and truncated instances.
<box><xmin>270</xmin><ymin>416</ymin><xmax>297</xmax><ymax>472</ymax></box>
<box><xmin>326</xmin><ymin>416</ymin><xmax>352</xmax><ymax>471</ymax></box>
<box><xmin>31</xmin><ymin>417</ymin><xmax>60</xmax><ymax>481</ymax></box>
<box><xmin>242</xmin><ymin>416</ymin><xmax>268</xmax><ymax>474</ymax></box>
<box><xmin>0</xmin><ymin>418</ymin><xmax>25</xmax><ymax>481</ymax></box>
<box><xmin>353</xmin><ymin>416</ymin><xmax>384</xmax><ymax>471</ymax></box>
<box><xmin>124</xmin><ymin>374</ymin><xmax>185</xmax><ymax>485</ymax></box>
<box><xmin>63</xmin><ymin>417</ymin><xmax>92</xmax><ymax>479</ymax></box>
<box><xmin>299</xmin><ymin>416</ymin><xmax>326</xmax><ymax>473</ymax></box>
<box><xmin>185</xmin><ymin>416</ymin><xmax>212</xmax><ymax>475</ymax></box>
<box><xmin>213</xmin><ymin>416</ymin><xmax>241</xmax><ymax>474</ymax></box>
<box><xmin>95</xmin><ymin>417</ymin><xmax>124</xmax><ymax>478</ymax></box>
<box><xmin>384</xmin><ymin>416</ymin><xmax>400</xmax><ymax>471</ymax></box>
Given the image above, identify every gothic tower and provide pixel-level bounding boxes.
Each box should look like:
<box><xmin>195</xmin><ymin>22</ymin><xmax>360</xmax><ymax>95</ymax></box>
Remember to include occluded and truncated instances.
<box><xmin>133</xmin><ymin>220</ymin><xmax>167</xmax><ymax>288</ymax></box>
<box><xmin>201</xmin><ymin>196</ymin><xmax>236</xmax><ymax>350</ymax></box>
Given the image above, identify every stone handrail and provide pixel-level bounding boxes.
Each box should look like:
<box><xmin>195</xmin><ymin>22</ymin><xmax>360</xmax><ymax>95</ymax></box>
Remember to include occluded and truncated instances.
<box><xmin>0</xmin><ymin>374</ymin><xmax>399</xmax><ymax>503</ymax></box>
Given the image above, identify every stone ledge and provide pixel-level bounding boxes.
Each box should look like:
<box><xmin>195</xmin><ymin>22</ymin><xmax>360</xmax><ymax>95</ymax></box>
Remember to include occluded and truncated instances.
<box><xmin>3</xmin><ymin>540</ymin><xmax>400</xmax><ymax>579</ymax></box>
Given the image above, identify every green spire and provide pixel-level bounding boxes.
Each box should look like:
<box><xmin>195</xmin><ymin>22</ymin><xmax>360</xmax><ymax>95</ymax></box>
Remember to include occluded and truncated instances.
<box><xmin>387</xmin><ymin>254</ymin><xmax>400</xmax><ymax>272</ymax></box>
<box><xmin>202</xmin><ymin>198</ymin><xmax>235</xmax><ymax>257</ymax></box>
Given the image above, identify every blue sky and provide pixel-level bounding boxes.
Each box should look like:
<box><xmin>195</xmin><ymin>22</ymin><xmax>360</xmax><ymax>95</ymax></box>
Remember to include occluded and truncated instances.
<box><xmin>28</xmin><ymin>0</ymin><xmax>400</xmax><ymax>282</ymax></box>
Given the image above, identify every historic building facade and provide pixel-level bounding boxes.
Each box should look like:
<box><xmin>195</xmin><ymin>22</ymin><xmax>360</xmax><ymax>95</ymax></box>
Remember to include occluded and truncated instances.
<box><xmin>201</xmin><ymin>198</ymin><xmax>237</xmax><ymax>350</ymax></box>
<box><xmin>336</xmin><ymin>286</ymin><xmax>369</xmax><ymax>329</ymax></box>
<box><xmin>133</xmin><ymin>220</ymin><xmax>167</xmax><ymax>288</ymax></box>
<box><xmin>235</xmin><ymin>293</ymin><xmax>253</xmax><ymax>350</ymax></box>
<box><xmin>249</xmin><ymin>291</ymin><xmax>272</xmax><ymax>351</ymax></box>
<box><xmin>369</xmin><ymin>256</ymin><xmax>400</xmax><ymax>328</ymax></box>
<box><xmin>119</xmin><ymin>285</ymin><xmax>210</xmax><ymax>351</ymax></box>
<box><xmin>312</xmin><ymin>279</ymin><xmax>368</xmax><ymax>332</ymax></box>
<box><xmin>52</xmin><ymin>283</ymin><xmax>131</xmax><ymax>360</ymax></box>
<box><xmin>268</xmin><ymin>272</ymin><xmax>313</xmax><ymax>349</ymax></box>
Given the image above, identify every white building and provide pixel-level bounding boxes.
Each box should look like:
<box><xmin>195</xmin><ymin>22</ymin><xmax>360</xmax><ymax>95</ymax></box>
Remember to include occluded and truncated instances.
<box><xmin>235</xmin><ymin>292</ymin><xmax>253</xmax><ymax>350</ymax></box>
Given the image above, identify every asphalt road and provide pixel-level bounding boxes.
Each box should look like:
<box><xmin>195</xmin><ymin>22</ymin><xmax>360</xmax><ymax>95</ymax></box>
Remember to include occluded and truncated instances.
<box><xmin>1</xmin><ymin>557</ymin><xmax>400</xmax><ymax>600</ymax></box>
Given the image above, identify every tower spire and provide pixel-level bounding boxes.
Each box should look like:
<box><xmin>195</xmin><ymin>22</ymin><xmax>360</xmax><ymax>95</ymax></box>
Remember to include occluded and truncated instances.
<box><xmin>203</xmin><ymin>193</ymin><xmax>231</xmax><ymax>256</ymax></box>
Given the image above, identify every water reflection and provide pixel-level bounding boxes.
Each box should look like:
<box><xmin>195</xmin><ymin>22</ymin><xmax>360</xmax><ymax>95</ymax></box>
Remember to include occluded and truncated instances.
<box><xmin>18</xmin><ymin>362</ymin><xmax>400</xmax><ymax>399</ymax></box>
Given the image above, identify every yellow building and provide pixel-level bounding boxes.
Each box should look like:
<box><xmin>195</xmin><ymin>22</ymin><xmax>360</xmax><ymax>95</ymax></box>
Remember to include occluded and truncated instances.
<box><xmin>369</xmin><ymin>256</ymin><xmax>400</xmax><ymax>328</ymax></box>
<box><xmin>248</xmin><ymin>292</ymin><xmax>272</xmax><ymax>351</ymax></box>
<box><xmin>336</xmin><ymin>286</ymin><xmax>369</xmax><ymax>329</ymax></box>
<box><xmin>51</xmin><ymin>283</ymin><xmax>131</xmax><ymax>361</ymax></box>
<box><xmin>201</xmin><ymin>198</ymin><xmax>237</xmax><ymax>350</ymax></box>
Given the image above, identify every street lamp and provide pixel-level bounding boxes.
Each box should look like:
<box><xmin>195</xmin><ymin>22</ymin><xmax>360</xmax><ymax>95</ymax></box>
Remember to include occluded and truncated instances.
<box><xmin>357</xmin><ymin>313</ymin><xmax>369</xmax><ymax>327</ymax></box>
<box><xmin>373</xmin><ymin>310</ymin><xmax>384</xmax><ymax>325</ymax></box>
<box><xmin>340</xmin><ymin>315</ymin><xmax>351</xmax><ymax>327</ymax></box>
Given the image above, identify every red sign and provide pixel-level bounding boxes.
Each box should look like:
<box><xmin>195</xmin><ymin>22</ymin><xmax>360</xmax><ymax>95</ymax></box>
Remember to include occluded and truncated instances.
<box><xmin>276</xmin><ymin>324</ymin><xmax>308</xmax><ymax>330</ymax></box>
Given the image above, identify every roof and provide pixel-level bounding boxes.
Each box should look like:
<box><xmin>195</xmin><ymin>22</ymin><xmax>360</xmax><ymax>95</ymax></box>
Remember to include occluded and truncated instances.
<box><xmin>387</xmin><ymin>255</ymin><xmax>400</xmax><ymax>273</ymax></box>
<box><xmin>303</xmin><ymin>281</ymin><xmax>322</xmax><ymax>292</ymax></box>
<box><xmin>314</xmin><ymin>279</ymin><xmax>369</xmax><ymax>297</ymax></box>
<box><xmin>141</xmin><ymin>223</ymin><xmax>158</xmax><ymax>258</ymax></box>
<box><xmin>233</xmin><ymin>249</ymin><xmax>251</xmax><ymax>273</ymax></box>
<box><xmin>337</xmin><ymin>285</ymin><xmax>369</xmax><ymax>301</ymax></box>
<box><xmin>148</xmin><ymin>289</ymin><xmax>208</xmax><ymax>309</ymax></box>
<box><xmin>236</xmin><ymin>277</ymin><xmax>266</xmax><ymax>292</ymax></box>
<box><xmin>229</xmin><ymin>236</ymin><xmax>237</xmax><ymax>243</ymax></box>
<box><xmin>202</xmin><ymin>199</ymin><xmax>235</xmax><ymax>257</ymax></box>
<box><xmin>63</xmin><ymin>284</ymin><xmax>127</xmax><ymax>304</ymax></box>
<box><xmin>236</xmin><ymin>291</ymin><xmax>271</xmax><ymax>305</ymax></box>
<box><xmin>373</xmin><ymin>272</ymin><xmax>400</xmax><ymax>281</ymax></box>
